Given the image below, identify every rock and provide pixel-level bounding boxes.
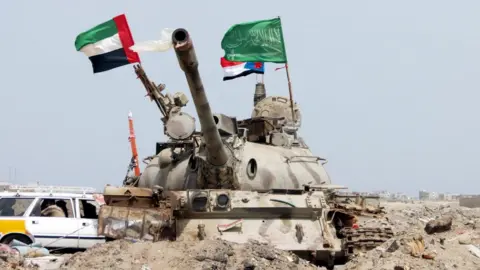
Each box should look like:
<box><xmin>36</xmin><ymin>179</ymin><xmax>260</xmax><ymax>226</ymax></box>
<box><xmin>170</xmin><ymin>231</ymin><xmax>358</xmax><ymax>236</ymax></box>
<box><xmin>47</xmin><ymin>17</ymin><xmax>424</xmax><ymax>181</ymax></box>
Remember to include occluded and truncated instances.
<box><xmin>394</xmin><ymin>264</ymin><xmax>410</xmax><ymax>270</ymax></box>
<box><xmin>212</xmin><ymin>253</ymin><xmax>228</xmax><ymax>263</ymax></box>
<box><xmin>195</xmin><ymin>255</ymin><xmax>206</xmax><ymax>261</ymax></box>
<box><xmin>385</xmin><ymin>239</ymin><xmax>400</xmax><ymax>252</ymax></box>
<box><xmin>424</xmin><ymin>216</ymin><xmax>453</xmax><ymax>234</ymax></box>
<box><xmin>242</xmin><ymin>258</ymin><xmax>256</xmax><ymax>270</ymax></box>
<box><xmin>474</xmin><ymin>220</ymin><xmax>480</xmax><ymax>230</ymax></box>
<box><xmin>458</xmin><ymin>235</ymin><xmax>472</xmax><ymax>245</ymax></box>
<box><xmin>439</xmin><ymin>237</ymin><xmax>446</xmax><ymax>245</ymax></box>
<box><xmin>253</xmin><ymin>245</ymin><xmax>276</xmax><ymax>260</ymax></box>
<box><xmin>380</xmin><ymin>251</ymin><xmax>391</xmax><ymax>258</ymax></box>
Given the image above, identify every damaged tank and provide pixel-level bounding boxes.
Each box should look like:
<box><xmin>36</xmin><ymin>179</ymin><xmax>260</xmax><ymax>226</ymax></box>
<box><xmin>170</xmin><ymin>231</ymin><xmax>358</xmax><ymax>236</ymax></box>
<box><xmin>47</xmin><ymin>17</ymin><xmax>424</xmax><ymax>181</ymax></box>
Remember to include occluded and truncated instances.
<box><xmin>99</xmin><ymin>28</ymin><xmax>393</xmax><ymax>268</ymax></box>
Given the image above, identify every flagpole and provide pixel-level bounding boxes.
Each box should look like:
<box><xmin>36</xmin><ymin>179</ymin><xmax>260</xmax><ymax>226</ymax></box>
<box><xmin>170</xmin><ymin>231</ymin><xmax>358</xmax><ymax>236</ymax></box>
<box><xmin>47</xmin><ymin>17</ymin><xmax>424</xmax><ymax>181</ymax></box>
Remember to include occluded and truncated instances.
<box><xmin>278</xmin><ymin>16</ymin><xmax>296</xmax><ymax>123</ymax></box>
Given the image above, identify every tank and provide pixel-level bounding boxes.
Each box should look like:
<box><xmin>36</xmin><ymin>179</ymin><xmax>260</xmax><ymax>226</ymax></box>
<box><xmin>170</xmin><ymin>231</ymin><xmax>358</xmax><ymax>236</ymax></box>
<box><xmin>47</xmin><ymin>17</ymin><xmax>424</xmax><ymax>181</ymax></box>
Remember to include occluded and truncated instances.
<box><xmin>99</xmin><ymin>28</ymin><xmax>393</xmax><ymax>268</ymax></box>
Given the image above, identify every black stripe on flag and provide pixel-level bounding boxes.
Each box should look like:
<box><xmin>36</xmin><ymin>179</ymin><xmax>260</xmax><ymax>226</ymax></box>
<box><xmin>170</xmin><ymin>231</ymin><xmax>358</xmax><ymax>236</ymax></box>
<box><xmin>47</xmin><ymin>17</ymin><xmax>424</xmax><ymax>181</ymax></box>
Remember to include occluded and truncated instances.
<box><xmin>223</xmin><ymin>70</ymin><xmax>264</xmax><ymax>81</ymax></box>
<box><xmin>89</xmin><ymin>48</ymin><xmax>130</xmax><ymax>73</ymax></box>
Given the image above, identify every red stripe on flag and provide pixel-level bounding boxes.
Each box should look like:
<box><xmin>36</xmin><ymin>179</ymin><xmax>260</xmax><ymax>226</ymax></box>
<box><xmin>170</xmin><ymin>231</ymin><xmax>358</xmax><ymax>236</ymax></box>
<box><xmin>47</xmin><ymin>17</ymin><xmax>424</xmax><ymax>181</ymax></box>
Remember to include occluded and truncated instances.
<box><xmin>221</xmin><ymin>57</ymin><xmax>244</xmax><ymax>68</ymax></box>
<box><xmin>113</xmin><ymin>14</ymin><xmax>140</xmax><ymax>64</ymax></box>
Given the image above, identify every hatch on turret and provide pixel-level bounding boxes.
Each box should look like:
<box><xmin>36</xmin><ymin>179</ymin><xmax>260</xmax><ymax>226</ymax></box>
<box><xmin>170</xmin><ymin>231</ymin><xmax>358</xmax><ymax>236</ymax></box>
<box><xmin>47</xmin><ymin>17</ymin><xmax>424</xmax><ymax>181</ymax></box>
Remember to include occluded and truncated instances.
<box><xmin>251</xmin><ymin>96</ymin><xmax>301</xmax><ymax>128</ymax></box>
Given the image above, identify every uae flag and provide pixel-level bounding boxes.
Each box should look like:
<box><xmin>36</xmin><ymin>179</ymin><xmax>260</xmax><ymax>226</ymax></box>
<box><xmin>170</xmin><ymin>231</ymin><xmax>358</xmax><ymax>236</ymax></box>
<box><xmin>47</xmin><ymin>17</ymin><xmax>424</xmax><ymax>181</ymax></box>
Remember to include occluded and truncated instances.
<box><xmin>220</xmin><ymin>57</ymin><xmax>264</xmax><ymax>81</ymax></box>
<box><xmin>75</xmin><ymin>14</ymin><xmax>140</xmax><ymax>73</ymax></box>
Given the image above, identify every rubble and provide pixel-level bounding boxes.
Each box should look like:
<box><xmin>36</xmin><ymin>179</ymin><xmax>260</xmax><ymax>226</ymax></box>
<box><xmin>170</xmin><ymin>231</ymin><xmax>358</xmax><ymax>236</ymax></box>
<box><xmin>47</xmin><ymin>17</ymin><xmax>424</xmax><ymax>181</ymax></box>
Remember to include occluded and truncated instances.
<box><xmin>59</xmin><ymin>239</ymin><xmax>322</xmax><ymax>270</ymax></box>
<box><xmin>424</xmin><ymin>216</ymin><xmax>453</xmax><ymax>234</ymax></box>
<box><xmin>2</xmin><ymin>200</ymin><xmax>480</xmax><ymax>269</ymax></box>
<box><xmin>344</xmin><ymin>201</ymin><xmax>480</xmax><ymax>270</ymax></box>
<box><xmin>0</xmin><ymin>240</ymin><xmax>69</xmax><ymax>270</ymax></box>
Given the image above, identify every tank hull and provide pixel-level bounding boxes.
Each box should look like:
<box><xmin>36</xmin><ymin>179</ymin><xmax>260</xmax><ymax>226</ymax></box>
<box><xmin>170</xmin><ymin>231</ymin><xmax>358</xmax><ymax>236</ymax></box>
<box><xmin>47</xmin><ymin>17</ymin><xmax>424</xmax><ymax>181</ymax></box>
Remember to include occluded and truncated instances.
<box><xmin>99</xmin><ymin>187</ymin><xmax>393</xmax><ymax>267</ymax></box>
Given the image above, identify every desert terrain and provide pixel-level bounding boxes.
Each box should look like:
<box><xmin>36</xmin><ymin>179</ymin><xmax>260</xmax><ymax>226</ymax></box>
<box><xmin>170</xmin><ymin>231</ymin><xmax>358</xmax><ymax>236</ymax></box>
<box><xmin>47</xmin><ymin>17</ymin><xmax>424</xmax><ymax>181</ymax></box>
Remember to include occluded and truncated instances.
<box><xmin>1</xmin><ymin>200</ymin><xmax>479</xmax><ymax>270</ymax></box>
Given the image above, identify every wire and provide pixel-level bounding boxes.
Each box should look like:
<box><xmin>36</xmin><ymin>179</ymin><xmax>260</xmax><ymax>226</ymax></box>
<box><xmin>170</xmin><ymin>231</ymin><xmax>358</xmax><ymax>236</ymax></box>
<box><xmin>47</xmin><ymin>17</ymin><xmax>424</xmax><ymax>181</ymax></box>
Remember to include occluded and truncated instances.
<box><xmin>269</xmin><ymin>198</ymin><xmax>296</xmax><ymax>207</ymax></box>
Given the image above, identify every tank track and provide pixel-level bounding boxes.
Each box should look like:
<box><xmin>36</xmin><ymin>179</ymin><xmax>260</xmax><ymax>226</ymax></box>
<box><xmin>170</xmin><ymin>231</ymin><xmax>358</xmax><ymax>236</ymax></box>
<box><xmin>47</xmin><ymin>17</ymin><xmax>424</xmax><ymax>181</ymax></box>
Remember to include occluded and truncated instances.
<box><xmin>340</xmin><ymin>227</ymin><xmax>395</xmax><ymax>257</ymax></box>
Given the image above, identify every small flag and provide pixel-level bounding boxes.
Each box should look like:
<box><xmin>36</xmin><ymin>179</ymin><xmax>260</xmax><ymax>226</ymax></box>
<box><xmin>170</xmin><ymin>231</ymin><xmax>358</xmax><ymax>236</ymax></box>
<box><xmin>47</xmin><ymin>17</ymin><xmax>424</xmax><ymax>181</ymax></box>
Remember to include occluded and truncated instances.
<box><xmin>130</xmin><ymin>28</ymin><xmax>175</xmax><ymax>53</ymax></box>
<box><xmin>75</xmin><ymin>14</ymin><xmax>140</xmax><ymax>73</ymax></box>
<box><xmin>221</xmin><ymin>18</ymin><xmax>287</xmax><ymax>63</ymax></box>
<box><xmin>221</xmin><ymin>57</ymin><xmax>264</xmax><ymax>81</ymax></box>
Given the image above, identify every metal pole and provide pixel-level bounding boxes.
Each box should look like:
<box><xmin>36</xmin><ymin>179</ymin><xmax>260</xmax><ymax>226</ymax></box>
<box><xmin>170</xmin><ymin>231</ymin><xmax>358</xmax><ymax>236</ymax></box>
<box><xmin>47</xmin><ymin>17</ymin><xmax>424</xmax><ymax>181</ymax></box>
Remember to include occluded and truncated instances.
<box><xmin>285</xmin><ymin>63</ymin><xmax>295</xmax><ymax>122</ymax></box>
<box><xmin>277</xmin><ymin>16</ymin><xmax>296</xmax><ymax>123</ymax></box>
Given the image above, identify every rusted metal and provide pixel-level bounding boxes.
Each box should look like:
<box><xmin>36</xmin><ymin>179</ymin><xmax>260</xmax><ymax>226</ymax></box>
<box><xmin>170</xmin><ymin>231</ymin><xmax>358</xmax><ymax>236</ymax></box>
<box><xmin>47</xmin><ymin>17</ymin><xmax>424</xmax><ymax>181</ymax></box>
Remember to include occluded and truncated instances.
<box><xmin>103</xmin><ymin>186</ymin><xmax>162</xmax><ymax>208</ymax></box>
<box><xmin>340</xmin><ymin>227</ymin><xmax>394</xmax><ymax>257</ymax></box>
<box><xmin>98</xmin><ymin>204</ymin><xmax>175</xmax><ymax>241</ymax></box>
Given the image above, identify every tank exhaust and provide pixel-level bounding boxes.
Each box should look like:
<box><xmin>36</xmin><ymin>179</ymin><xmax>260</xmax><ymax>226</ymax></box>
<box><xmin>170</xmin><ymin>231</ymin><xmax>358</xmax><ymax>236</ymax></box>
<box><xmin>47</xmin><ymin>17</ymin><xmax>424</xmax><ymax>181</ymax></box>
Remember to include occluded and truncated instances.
<box><xmin>253</xmin><ymin>82</ymin><xmax>266</xmax><ymax>106</ymax></box>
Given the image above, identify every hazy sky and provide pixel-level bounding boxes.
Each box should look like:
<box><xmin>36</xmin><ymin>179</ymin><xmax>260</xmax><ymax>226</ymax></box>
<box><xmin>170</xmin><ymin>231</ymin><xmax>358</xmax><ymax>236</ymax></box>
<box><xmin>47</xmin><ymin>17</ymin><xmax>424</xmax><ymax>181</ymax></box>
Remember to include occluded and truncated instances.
<box><xmin>1</xmin><ymin>1</ymin><xmax>478</xmax><ymax>195</ymax></box>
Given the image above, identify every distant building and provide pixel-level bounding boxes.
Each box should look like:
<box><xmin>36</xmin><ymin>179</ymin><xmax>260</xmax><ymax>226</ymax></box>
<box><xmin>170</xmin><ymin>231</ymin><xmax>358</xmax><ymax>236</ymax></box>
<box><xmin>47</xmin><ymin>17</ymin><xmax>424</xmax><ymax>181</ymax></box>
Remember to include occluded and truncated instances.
<box><xmin>419</xmin><ymin>190</ymin><xmax>430</xmax><ymax>200</ymax></box>
<box><xmin>0</xmin><ymin>182</ymin><xmax>11</xmax><ymax>191</ymax></box>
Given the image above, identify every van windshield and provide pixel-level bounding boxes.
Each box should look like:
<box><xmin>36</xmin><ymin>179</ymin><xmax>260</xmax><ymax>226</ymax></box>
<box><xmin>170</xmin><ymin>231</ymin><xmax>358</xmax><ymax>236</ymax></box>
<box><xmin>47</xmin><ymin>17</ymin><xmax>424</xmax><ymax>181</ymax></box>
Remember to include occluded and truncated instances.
<box><xmin>0</xmin><ymin>198</ymin><xmax>35</xmax><ymax>217</ymax></box>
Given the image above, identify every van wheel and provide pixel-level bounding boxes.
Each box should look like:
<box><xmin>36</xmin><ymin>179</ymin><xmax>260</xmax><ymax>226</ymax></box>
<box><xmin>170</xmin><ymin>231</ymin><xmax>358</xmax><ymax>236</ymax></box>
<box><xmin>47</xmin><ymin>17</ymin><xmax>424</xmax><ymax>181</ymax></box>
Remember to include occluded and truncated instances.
<box><xmin>1</xmin><ymin>234</ymin><xmax>33</xmax><ymax>245</ymax></box>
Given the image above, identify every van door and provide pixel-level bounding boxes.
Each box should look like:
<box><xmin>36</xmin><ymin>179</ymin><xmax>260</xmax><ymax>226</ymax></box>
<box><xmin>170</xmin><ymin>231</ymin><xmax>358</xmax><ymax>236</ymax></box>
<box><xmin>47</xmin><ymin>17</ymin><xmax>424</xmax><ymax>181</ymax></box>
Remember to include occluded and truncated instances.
<box><xmin>27</xmin><ymin>197</ymin><xmax>79</xmax><ymax>248</ymax></box>
<box><xmin>76</xmin><ymin>198</ymin><xmax>105</xmax><ymax>248</ymax></box>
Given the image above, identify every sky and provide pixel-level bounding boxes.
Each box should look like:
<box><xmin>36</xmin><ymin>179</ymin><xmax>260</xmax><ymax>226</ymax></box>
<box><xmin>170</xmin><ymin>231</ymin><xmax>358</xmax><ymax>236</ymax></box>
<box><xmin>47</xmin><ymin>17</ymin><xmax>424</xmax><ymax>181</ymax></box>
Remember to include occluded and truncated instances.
<box><xmin>0</xmin><ymin>1</ymin><xmax>479</xmax><ymax>195</ymax></box>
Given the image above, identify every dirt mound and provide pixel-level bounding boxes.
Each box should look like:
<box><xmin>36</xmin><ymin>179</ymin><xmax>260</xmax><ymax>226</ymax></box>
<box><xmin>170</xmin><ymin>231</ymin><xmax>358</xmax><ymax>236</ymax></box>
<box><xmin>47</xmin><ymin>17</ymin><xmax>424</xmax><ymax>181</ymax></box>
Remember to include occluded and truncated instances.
<box><xmin>60</xmin><ymin>239</ymin><xmax>321</xmax><ymax>270</ymax></box>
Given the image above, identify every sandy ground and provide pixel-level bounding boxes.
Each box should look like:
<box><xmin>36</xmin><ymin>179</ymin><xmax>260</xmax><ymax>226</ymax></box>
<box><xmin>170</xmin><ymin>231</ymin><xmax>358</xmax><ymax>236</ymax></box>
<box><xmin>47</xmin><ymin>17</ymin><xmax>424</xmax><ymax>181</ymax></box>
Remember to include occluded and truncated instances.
<box><xmin>2</xmin><ymin>200</ymin><xmax>480</xmax><ymax>270</ymax></box>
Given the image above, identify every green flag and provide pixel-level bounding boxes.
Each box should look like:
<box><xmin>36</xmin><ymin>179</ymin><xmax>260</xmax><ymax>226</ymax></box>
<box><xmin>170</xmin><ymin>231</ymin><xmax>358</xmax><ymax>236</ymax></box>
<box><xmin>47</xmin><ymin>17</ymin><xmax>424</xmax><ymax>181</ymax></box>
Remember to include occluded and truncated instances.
<box><xmin>221</xmin><ymin>18</ymin><xmax>287</xmax><ymax>63</ymax></box>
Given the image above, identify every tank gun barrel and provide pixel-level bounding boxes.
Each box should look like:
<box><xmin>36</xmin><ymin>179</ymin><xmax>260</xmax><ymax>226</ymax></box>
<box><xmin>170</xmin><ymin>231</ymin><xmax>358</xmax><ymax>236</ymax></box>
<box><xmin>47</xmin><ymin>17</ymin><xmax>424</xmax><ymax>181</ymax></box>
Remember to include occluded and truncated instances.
<box><xmin>172</xmin><ymin>28</ymin><xmax>228</xmax><ymax>166</ymax></box>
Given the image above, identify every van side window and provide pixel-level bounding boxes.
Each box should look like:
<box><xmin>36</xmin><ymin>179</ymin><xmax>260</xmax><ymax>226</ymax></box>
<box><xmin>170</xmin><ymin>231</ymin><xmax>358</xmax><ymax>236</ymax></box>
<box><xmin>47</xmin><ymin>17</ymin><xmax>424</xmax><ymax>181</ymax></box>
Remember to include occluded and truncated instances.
<box><xmin>78</xmin><ymin>200</ymin><xmax>99</xmax><ymax>219</ymax></box>
<box><xmin>0</xmin><ymin>198</ymin><xmax>34</xmax><ymax>217</ymax></box>
<box><xmin>30</xmin><ymin>198</ymin><xmax>74</xmax><ymax>218</ymax></box>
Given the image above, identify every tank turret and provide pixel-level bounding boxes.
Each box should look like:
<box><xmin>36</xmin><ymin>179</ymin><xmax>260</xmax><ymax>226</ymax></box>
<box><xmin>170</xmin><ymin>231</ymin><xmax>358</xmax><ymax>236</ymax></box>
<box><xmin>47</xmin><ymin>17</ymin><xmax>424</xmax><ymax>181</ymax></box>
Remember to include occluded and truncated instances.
<box><xmin>137</xmin><ymin>28</ymin><xmax>332</xmax><ymax>191</ymax></box>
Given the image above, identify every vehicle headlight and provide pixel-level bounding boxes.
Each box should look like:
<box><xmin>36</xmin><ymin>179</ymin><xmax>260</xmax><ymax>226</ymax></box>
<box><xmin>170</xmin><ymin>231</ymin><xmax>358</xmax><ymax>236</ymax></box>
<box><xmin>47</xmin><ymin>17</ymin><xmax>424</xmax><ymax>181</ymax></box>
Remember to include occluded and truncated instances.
<box><xmin>216</xmin><ymin>193</ymin><xmax>230</xmax><ymax>208</ymax></box>
<box><xmin>191</xmin><ymin>192</ymin><xmax>209</xmax><ymax>212</ymax></box>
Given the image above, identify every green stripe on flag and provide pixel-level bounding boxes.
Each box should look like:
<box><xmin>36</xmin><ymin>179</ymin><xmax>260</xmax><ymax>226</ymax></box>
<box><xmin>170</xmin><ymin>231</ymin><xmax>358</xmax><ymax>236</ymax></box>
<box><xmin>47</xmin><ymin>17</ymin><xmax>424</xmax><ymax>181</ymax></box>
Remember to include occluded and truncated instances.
<box><xmin>221</xmin><ymin>18</ymin><xmax>287</xmax><ymax>63</ymax></box>
<box><xmin>75</xmin><ymin>19</ymin><xmax>118</xmax><ymax>51</ymax></box>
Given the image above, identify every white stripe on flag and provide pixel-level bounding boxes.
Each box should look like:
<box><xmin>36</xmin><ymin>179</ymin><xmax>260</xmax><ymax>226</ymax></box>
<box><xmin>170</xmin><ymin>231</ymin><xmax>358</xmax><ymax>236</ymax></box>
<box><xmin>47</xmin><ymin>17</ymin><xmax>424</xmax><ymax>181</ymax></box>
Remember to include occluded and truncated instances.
<box><xmin>223</xmin><ymin>63</ymin><xmax>247</xmax><ymax>78</ymax></box>
<box><xmin>80</xmin><ymin>33</ymin><xmax>123</xmax><ymax>57</ymax></box>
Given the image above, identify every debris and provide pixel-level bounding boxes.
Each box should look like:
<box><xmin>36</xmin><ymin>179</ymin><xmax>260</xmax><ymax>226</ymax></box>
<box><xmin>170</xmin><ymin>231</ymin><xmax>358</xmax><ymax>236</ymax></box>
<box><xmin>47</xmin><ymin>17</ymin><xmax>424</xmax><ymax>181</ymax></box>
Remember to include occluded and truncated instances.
<box><xmin>9</xmin><ymin>239</ymin><xmax>50</xmax><ymax>257</ymax></box>
<box><xmin>59</xmin><ymin>239</ymin><xmax>318</xmax><ymax>270</ymax></box>
<box><xmin>24</xmin><ymin>256</ymin><xmax>66</xmax><ymax>270</ymax></box>
<box><xmin>394</xmin><ymin>264</ymin><xmax>410</xmax><ymax>270</ymax></box>
<box><xmin>403</xmin><ymin>234</ymin><xmax>425</xmax><ymax>257</ymax></box>
<box><xmin>140</xmin><ymin>264</ymin><xmax>151</xmax><ymax>270</ymax></box>
<box><xmin>422</xmin><ymin>252</ymin><xmax>436</xmax><ymax>260</ymax></box>
<box><xmin>467</xmin><ymin>244</ymin><xmax>480</xmax><ymax>258</ymax></box>
<box><xmin>344</xmin><ymin>201</ymin><xmax>480</xmax><ymax>270</ymax></box>
<box><xmin>385</xmin><ymin>239</ymin><xmax>400</xmax><ymax>252</ymax></box>
<box><xmin>424</xmin><ymin>216</ymin><xmax>453</xmax><ymax>234</ymax></box>
<box><xmin>4</xmin><ymin>200</ymin><xmax>479</xmax><ymax>270</ymax></box>
<box><xmin>439</xmin><ymin>237</ymin><xmax>445</xmax><ymax>245</ymax></box>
